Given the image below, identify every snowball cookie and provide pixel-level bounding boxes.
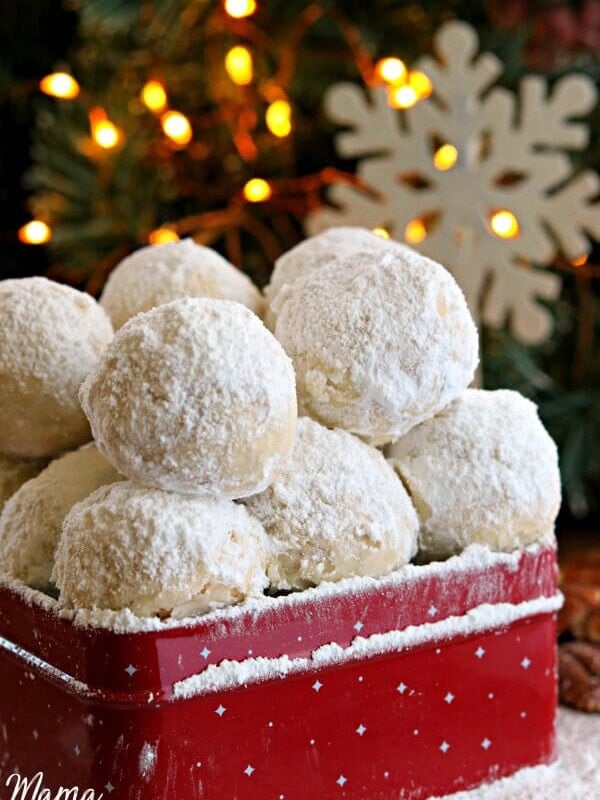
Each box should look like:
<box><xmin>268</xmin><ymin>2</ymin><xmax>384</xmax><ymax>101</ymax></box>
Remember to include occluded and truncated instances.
<box><xmin>0</xmin><ymin>444</ymin><xmax>121</xmax><ymax>589</ymax></box>
<box><xmin>265</xmin><ymin>226</ymin><xmax>395</xmax><ymax>327</ymax></box>
<box><xmin>54</xmin><ymin>481</ymin><xmax>269</xmax><ymax>617</ymax></box>
<box><xmin>274</xmin><ymin>248</ymin><xmax>479</xmax><ymax>445</ymax></box>
<box><xmin>387</xmin><ymin>389</ymin><xmax>561</xmax><ymax>559</ymax></box>
<box><xmin>245</xmin><ymin>417</ymin><xmax>419</xmax><ymax>590</ymax></box>
<box><xmin>0</xmin><ymin>277</ymin><xmax>113</xmax><ymax>458</ymax></box>
<box><xmin>100</xmin><ymin>239</ymin><xmax>264</xmax><ymax>330</ymax></box>
<box><xmin>0</xmin><ymin>454</ymin><xmax>47</xmax><ymax>515</ymax></box>
<box><xmin>80</xmin><ymin>298</ymin><xmax>297</xmax><ymax>497</ymax></box>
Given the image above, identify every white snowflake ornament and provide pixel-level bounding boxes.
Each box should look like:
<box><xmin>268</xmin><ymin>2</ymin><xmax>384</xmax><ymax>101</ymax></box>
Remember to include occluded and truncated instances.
<box><xmin>306</xmin><ymin>20</ymin><xmax>600</xmax><ymax>343</ymax></box>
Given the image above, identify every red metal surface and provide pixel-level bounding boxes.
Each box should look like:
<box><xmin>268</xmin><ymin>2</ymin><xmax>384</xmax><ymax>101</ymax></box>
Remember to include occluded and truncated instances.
<box><xmin>0</xmin><ymin>545</ymin><xmax>557</xmax><ymax>696</ymax></box>
<box><xmin>0</xmin><ymin>546</ymin><xmax>558</xmax><ymax>799</ymax></box>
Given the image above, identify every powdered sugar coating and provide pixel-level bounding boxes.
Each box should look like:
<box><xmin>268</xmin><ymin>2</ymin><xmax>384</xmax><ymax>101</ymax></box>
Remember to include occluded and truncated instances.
<box><xmin>0</xmin><ymin>454</ymin><xmax>47</xmax><ymax>514</ymax></box>
<box><xmin>54</xmin><ymin>481</ymin><xmax>270</xmax><ymax>617</ymax></box>
<box><xmin>274</xmin><ymin>248</ymin><xmax>479</xmax><ymax>444</ymax></box>
<box><xmin>80</xmin><ymin>297</ymin><xmax>297</xmax><ymax>497</ymax></box>
<box><xmin>0</xmin><ymin>277</ymin><xmax>113</xmax><ymax>458</ymax></box>
<box><xmin>0</xmin><ymin>444</ymin><xmax>121</xmax><ymax>589</ymax></box>
<box><xmin>100</xmin><ymin>239</ymin><xmax>264</xmax><ymax>329</ymax></box>
<box><xmin>245</xmin><ymin>417</ymin><xmax>418</xmax><ymax>590</ymax></box>
<box><xmin>387</xmin><ymin>389</ymin><xmax>561</xmax><ymax>559</ymax></box>
<box><xmin>264</xmin><ymin>226</ymin><xmax>396</xmax><ymax>327</ymax></box>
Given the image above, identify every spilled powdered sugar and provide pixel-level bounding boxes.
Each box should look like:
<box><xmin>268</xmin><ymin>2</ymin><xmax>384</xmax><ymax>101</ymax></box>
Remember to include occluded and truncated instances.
<box><xmin>173</xmin><ymin>593</ymin><xmax>562</xmax><ymax>699</ymax></box>
<box><xmin>138</xmin><ymin>742</ymin><xmax>158</xmax><ymax>781</ymax></box>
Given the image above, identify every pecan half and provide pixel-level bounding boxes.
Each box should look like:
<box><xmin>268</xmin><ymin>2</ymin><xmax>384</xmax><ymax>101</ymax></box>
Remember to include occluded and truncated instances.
<box><xmin>559</xmin><ymin>640</ymin><xmax>600</xmax><ymax>713</ymax></box>
<box><xmin>558</xmin><ymin>552</ymin><xmax>600</xmax><ymax>642</ymax></box>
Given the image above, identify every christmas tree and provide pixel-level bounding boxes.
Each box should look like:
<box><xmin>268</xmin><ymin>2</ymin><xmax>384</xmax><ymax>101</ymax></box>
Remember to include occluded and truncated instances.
<box><xmin>7</xmin><ymin>0</ymin><xmax>600</xmax><ymax>517</ymax></box>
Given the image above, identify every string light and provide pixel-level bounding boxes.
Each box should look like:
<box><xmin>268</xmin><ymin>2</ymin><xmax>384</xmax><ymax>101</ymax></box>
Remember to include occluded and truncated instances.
<box><xmin>225</xmin><ymin>46</ymin><xmax>254</xmax><ymax>86</ymax></box>
<box><xmin>243</xmin><ymin>178</ymin><xmax>272</xmax><ymax>202</ymax></box>
<box><xmin>404</xmin><ymin>219</ymin><xmax>427</xmax><ymax>244</ymax></box>
<box><xmin>433</xmin><ymin>144</ymin><xmax>458</xmax><ymax>171</ymax></box>
<box><xmin>375</xmin><ymin>57</ymin><xmax>406</xmax><ymax>85</ymax></box>
<box><xmin>94</xmin><ymin>121</ymin><xmax>120</xmax><ymax>148</ymax></box>
<box><xmin>224</xmin><ymin>0</ymin><xmax>257</xmax><ymax>18</ymax></box>
<box><xmin>149</xmin><ymin>227</ymin><xmax>180</xmax><ymax>245</ymax></box>
<box><xmin>18</xmin><ymin>220</ymin><xmax>52</xmax><ymax>245</ymax></box>
<box><xmin>388</xmin><ymin>85</ymin><xmax>418</xmax><ymax>109</ymax></box>
<box><xmin>39</xmin><ymin>72</ymin><xmax>80</xmax><ymax>99</ymax></box>
<box><xmin>266</xmin><ymin>99</ymin><xmax>292</xmax><ymax>137</ymax></box>
<box><xmin>141</xmin><ymin>80</ymin><xmax>167</xmax><ymax>113</ymax></box>
<box><xmin>89</xmin><ymin>108</ymin><xmax>122</xmax><ymax>149</ymax></box>
<box><xmin>372</xmin><ymin>227</ymin><xmax>390</xmax><ymax>239</ymax></box>
<box><xmin>408</xmin><ymin>71</ymin><xmax>433</xmax><ymax>99</ymax></box>
<box><xmin>571</xmin><ymin>253</ymin><xmax>588</xmax><ymax>267</ymax></box>
<box><xmin>161</xmin><ymin>110</ymin><xmax>193</xmax><ymax>146</ymax></box>
<box><xmin>489</xmin><ymin>210</ymin><xmax>520</xmax><ymax>239</ymax></box>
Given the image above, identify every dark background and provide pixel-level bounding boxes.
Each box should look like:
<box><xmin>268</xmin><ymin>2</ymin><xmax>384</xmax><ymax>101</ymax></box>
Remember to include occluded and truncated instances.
<box><xmin>0</xmin><ymin>1</ymin><xmax>77</xmax><ymax>280</ymax></box>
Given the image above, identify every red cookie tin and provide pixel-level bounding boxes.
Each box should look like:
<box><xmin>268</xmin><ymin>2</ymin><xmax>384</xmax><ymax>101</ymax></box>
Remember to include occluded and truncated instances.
<box><xmin>0</xmin><ymin>544</ymin><xmax>559</xmax><ymax>800</ymax></box>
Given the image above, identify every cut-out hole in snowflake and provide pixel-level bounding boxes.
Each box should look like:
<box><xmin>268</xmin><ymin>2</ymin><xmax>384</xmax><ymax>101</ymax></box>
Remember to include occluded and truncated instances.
<box><xmin>493</xmin><ymin>170</ymin><xmax>528</xmax><ymax>188</ymax></box>
<box><xmin>307</xmin><ymin>20</ymin><xmax>600</xmax><ymax>344</ymax></box>
<box><xmin>397</xmin><ymin>172</ymin><xmax>431</xmax><ymax>190</ymax></box>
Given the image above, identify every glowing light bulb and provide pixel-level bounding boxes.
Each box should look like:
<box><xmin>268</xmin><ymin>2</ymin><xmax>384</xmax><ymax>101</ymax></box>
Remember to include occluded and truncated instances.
<box><xmin>372</xmin><ymin>227</ymin><xmax>390</xmax><ymax>239</ymax></box>
<box><xmin>375</xmin><ymin>58</ymin><xmax>407</xmax><ymax>85</ymax></box>
<box><xmin>149</xmin><ymin>228</ymin><xmax>180</xmax><ymax>245</ymax></box>
<box><xmin>224</xmin><ymin>0</ymin><xmax>257</xmax><ymax>18</ymax></box>
<box><xmin>141</xmin><ymin>80</ymin><xmax>168</xmax><ymax>113</ymax></box>
<box><xmin>39</xmin><ymin>72</ymin><xmax>80</xmax><ymax>99</ymax></box>
<box><xmin>404</xmin><ymin>219</ymin><xmax>427</xmax><ymax>244</ymax></box>
<box><xmin>388</xmin><ymin>84</ymin><xmax>418</xmax><ymax>109</ymax></box>
<box><xmin>490</xmin><ymin>210</ymin><xmax>520</xmax><ymax>239</ymax></box>
<box><xmin>95</xmin><ymin>123</ymin><xmax>118</xmax><ymax>149</ymax></box>
<box><xmin>89</xmin><ymin>107</ymin><xmax>122</xmax><ymax>149</ymax></box>
<box><xmin>161</xmin><ymin>110</ymin><xmax>193</xmax><ymax>146</ymax></box>
<box><xmin>433</xmin><ymin>144</ymin><xmax>458</xmax><ymax>171</ymax></box>
<box><xmin>571</xmin><ymin>253</ymin><xmax>588</xmax><ymax>267</ymax></box>
<box><xmin>95</xmin><ymin>121</ymin><xmax>121</xmax><ymax>149</ymax></box>
<box><xmin>225</xmin><ymin>46</ymin><xmax>253</xmax><ymax>86</ymax></box>
<box><xmin>266</xmin><ymin>99</ymin><xmax>292</xmax><ymax>137</ymax></box>
<box><xmin>408</xmin><ymin>70</ymin><xmax>433</xmax><ymax>99</ymax></box>
<box><xmin>18</xmin><ymin>220</ymin><xmax>52</xmax><ymax>245</ymax></box>
<box><xmin>243</xmin><ymin>178</ymin><xmax>272</xmax><ymax>202</ymax></box>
